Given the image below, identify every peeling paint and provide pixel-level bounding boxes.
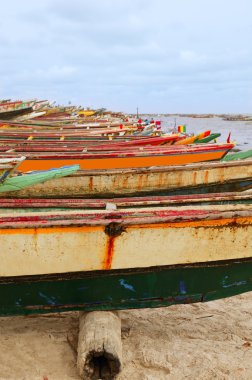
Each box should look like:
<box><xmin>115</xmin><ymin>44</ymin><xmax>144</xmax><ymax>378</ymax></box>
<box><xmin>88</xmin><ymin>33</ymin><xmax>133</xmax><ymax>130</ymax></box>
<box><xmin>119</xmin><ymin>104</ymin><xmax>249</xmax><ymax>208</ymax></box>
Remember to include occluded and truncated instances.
<box><xmin>38</xmin><ymin>292</ymin><xmax>56</xmax><ymax>305</ymax></box>
<box><xmin>179</xmin><ymin>280</ymin><xmax>187</xmax><ymax>294</ymax></box>
<box><xmin>222</xmin><ymin>280</ymin><xmax>247</xmax><ymax>288</ymax></box>
<box><xmin>119</xmin><ymin>279</ymin><xmax>136</xmax><ymax>292</ymax></box>
<box><xmin>88</xmin><ymin>176</ymin><xmax>93</xmax><ymax>191</ymax></box>
<box><xmin>204</xmin><ymin>170</ymin><xmax>209</xmax><ymax>184</ymax></box>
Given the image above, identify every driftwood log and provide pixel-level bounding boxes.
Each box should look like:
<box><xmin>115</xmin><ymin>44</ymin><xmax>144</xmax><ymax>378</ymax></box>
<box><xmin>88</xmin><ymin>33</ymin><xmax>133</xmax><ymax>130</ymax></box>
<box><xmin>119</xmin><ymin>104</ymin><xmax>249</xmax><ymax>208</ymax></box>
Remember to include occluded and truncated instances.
<box><xmin>77</xmin><ymin>311</ymin><xmax>122</xmax><ymax>380</ymax></box>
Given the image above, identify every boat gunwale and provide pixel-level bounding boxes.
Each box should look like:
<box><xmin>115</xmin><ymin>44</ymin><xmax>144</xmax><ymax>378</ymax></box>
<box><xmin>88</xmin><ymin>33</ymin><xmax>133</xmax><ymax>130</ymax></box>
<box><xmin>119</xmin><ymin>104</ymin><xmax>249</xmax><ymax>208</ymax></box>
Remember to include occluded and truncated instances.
<box><xmin>1</xmin><ymin>255</ymin><xmax>252</xmax><ymax>284</ymax></box>
<box><xmin>0</xmin><ymin>191</ymin><xmax>251</xmax><ymax>208</ymax></box>
<box><xmin>0</xmin><ymin>143</ymin><xmax>234</xmax><ymax>160</ymax></box>
<box><xmin>0</xmin><ymin>207</ymin><xmax>251</xmax><ymax>228</ymax></box>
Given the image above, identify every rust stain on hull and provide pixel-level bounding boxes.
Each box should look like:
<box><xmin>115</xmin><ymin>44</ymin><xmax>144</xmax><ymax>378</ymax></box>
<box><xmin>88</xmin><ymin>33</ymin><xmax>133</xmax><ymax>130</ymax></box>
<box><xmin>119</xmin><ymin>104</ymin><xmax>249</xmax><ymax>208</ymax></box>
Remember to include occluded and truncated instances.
<box><xmin>103</xmin><ymin>222</ymin><xmax>125</xmax><ymax>270</ymax></box>
<box><xmin>88</xmin><ymin>176</ymin><xmax>93</xmax><ymax>191</ymax></box>
<box><xmin>103</xmin><ymin>236</ymin><xmax>115</xmax><ymax>270</ymax></box>
<box><xmin>204</xmin><ymin>170</ymin><xmax>209</xmax><ymax>184</ymax></box>
<box><xmin>193</xmin><ymin>171</ymin><xmax>197</xmax><ymax>185</ymax></box>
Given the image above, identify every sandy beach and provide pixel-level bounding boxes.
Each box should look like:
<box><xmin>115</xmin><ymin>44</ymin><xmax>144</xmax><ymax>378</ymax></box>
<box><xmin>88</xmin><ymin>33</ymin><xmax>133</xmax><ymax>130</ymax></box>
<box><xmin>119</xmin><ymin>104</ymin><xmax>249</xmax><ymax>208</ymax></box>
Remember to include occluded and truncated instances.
<box><xmin>0</xmin><ymin>292</ymin><xmax>252</xmax><ymax>380</ymax></box>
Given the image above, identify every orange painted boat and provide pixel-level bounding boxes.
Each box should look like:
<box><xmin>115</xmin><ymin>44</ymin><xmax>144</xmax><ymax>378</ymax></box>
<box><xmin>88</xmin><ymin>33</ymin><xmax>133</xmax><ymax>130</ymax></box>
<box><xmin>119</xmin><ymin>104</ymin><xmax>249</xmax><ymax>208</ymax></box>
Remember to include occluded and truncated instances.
<box><xmin>5</xmin><ymin>143</ymin><xmax>234</xmax><ymax>172</ymax></box>
<box><xmin>175</xmin><ymin>130</ymin><xmax>211</xmax><ymax>145</ymax></box>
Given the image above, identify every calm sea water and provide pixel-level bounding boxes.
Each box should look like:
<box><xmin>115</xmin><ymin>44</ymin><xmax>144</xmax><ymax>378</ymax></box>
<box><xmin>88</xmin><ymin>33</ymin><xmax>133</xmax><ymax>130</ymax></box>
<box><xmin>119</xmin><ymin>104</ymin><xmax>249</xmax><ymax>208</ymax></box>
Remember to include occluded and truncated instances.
<box><xmin>158</xmin><ymin>116</ymin><xmax>252</xmax><ymax>150</ymax></box>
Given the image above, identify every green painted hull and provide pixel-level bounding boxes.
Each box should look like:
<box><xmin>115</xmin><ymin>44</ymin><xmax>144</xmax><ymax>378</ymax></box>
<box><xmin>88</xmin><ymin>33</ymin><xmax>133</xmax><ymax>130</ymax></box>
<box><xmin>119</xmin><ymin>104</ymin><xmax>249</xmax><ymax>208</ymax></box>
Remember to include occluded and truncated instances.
<box><xmin>0</xmin><ymin>165</ymin><xmax>79</xmax><ymax>193</ymax></box>
<box><xmin>195</xmin><ymin>133</ymin><xmax>221</xmax><ymax>144</ymax></box>
<box><xmin>1</xmin><ymin>259</ymin><xmax>252</xmax><ymax>316</ymax></box>
<box><xmin>221</xmin><ymin>149</ymin><xmax>252</xmax><ymax>162</ymax></box>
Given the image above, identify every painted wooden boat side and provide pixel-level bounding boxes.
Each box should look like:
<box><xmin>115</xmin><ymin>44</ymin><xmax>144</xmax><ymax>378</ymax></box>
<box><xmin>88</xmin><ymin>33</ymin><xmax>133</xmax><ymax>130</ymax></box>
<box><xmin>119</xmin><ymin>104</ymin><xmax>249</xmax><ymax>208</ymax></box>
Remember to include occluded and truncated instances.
<box><xmin>0</xmin><ymin>165</ymin><xmax>79</xmax><ymax>193</ymax></box>
<box><xmin>3</xmin><ymin>158</ymin><xmax>252</xmax><ymax>198</ymax></box>
<box><xmin>0</xmin><ymin>191</ymin><xmax>251</xmax><ymax>209</ymax></box>
<box><xmin>221</xmin><ymin>149</ymin><xmax>252</xmax><ymax>161</ymax></box>
<box><xmin>0</xmin><ymin>136</ymin><xmax>182</xmax><ymax>153</ymax></box>
<box><xmin>0</xmin><ymin>258</ymin><xmax>251</xmax><ymax>316</ymax></box>
<box><xmin>12</xmin><ymin>144</ymin><xmax>232</xmax><ymax>171</ymax></box>
<box><xmin>195</xmin><ymin>133</ymin><xmax>221</xmax><ymax>144</ymax></box>
<box><xmin>0</xmin><ymin>205</ymin><xmax>251</xmax><ymax>316</ymax></box>
<box><xmin>0</xmin><ymin>206</ymin><xmax>251</xmax><ymax>277</ymax></box>
<box><xmin>175</xmin><ymin>130</ymin><xmax>211</xmax><ymax>145</ymax></box>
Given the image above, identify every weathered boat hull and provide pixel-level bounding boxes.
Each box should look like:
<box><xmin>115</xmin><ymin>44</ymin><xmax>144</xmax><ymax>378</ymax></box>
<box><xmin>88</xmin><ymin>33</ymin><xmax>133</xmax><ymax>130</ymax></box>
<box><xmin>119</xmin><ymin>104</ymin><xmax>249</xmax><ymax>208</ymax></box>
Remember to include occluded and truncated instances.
<box><xmin>222</xmin><ymin>149</ymin><xmax>252</xmax><ymax>161</ymax></box>
<box><xmin>3</xmin><ymin>159</ymin><xmax>252</xmax><ymax>198</ymax></box>
<box><xmin>175</xmin><ymin>130</ymin><xmax>211</xmax><ymax>145</ymax></box>
<box><xmin>0</xmin><ymin>165</ymin><xmax>79</xmax><ymax>193</ymax></box>
<box><xmin>0</xmin><ymin>107</ymin><xmax>34</xmax><ymax>120</ymax></box>
<box><xmin>0</xmin><ymin>191</ymin><xmax>251</xmax><ymax>211</ymax></box>
<box><xmin>195</xmin><ymin>133</ymin><xmax>221</xmax><ymax>144</ymax></box>
<box><xmin>1</xmin><ymin>258</ymin><xmax>252</xmax><ymax>316</ymax></box>
<box><xmin>0</xmin><ymin>205</ymin><xmax>251</xmax><ymax>316</ymax></box>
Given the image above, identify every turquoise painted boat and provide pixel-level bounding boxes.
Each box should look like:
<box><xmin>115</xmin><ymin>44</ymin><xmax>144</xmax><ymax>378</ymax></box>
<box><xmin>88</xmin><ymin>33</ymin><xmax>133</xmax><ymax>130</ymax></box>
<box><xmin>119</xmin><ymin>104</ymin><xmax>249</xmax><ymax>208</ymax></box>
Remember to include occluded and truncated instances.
<box><xmin>0</xmin><ymin>165</ymin><xmax>80</xmax><ymax>193</ymax></box>
<box><xmin>0</xmin><ymin>199</ymin><xmax>251</xmax><ymax>316</ymax></box>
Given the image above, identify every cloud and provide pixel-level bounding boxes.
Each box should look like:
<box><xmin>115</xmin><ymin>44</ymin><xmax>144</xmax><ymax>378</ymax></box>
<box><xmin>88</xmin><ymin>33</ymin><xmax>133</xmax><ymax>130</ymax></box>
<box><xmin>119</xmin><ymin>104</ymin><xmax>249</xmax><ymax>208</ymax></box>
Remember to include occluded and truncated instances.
<box><xmin>36</xmin><ymin>66</ymin><xmax>77</xmax><ymax>79</ymax></box>
<box><xmin>0</xmin><ymin>0</ymin><xmax>252</xmax><ymax>112</ymax></box>
<box><xmin>179</xmin><ymin>50</ymin><xmax>208</xmax><ymax>65</ymax></box>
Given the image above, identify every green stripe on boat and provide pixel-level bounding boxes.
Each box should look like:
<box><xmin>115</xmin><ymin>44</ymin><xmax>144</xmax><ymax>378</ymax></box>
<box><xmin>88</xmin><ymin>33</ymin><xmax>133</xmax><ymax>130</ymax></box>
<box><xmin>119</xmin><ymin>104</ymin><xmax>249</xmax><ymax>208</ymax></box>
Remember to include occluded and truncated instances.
<box><xmin>221</xmin><ymin>149</ymin><xmax>252</xmax><ymax>161</ymax></box>
<box><xmin>195</xmin><ymin>133</ymin><xmax>221</xmax><ymax>144</ymax></box>
<box><xmin>0</xmin><ymin>165</ymin><xmax>80</xmax><ymax>193</ymax></box>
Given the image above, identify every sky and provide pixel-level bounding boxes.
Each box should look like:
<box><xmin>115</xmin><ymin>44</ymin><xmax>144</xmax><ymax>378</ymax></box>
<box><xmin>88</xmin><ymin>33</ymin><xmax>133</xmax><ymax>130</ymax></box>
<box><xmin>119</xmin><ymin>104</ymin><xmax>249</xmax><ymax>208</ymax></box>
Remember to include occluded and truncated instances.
<box><xmin>0</xmin><ymin>0</ymin><xmax>252</xmax><ymax>113</ymax></box>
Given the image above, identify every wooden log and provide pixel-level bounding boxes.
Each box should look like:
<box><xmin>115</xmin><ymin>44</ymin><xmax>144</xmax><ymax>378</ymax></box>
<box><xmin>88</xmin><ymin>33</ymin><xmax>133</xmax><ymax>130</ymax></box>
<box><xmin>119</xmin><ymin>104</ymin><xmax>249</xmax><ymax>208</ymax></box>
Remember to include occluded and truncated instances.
<box><xmin>77</xmin><ymin>311</ymin><xmax>122</xmax><ymax>380</ymax></box>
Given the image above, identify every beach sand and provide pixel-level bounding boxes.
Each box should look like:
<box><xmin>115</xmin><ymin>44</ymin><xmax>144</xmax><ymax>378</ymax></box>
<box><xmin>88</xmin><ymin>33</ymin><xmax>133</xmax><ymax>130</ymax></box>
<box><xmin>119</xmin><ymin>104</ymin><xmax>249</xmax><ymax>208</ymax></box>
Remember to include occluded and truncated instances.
<box><xmin>0</xmin><ymin>292</ymin><xmax>252</xmax><ymax>380</ymax></box>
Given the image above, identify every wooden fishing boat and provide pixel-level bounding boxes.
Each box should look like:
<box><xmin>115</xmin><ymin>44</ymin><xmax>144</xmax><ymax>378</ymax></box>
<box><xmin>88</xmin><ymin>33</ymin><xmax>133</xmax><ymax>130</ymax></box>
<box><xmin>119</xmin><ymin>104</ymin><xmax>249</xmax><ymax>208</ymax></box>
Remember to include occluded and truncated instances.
<box><xmin>0</xmin><ymin>126</ymin><xmax>139</xmax><ymax>139</ymax></box>
<box><xmin>0</xmin><ymin>120</ymin><xmax>134</xmax><ymax>131</ymax></box>
<box><xmin>0</xmin><ymin>100</ymin><xmax>35</xmax><ymax>120</ymax></box>
<box><xmin>0</xmin><ymin>135</ymin><xmax>180</xmax><ymax>152</ymax></box>
<box><xmin>42</xmin><ymin>106</ymin><xmax>74</xmax><ymax>117</ymax></box>
<box><xmin>12</xmin><ymin>111</ymin><xmax>46</xmax><ymax>122</ymax></box>
<box><xmin>0</xmin><ymin>100</ymin><xmax>22</xmax><ymax>109</ymax></box>
<box><xmin>0</xmin><ymin>157</ymin><xmax>26</xmax><ymax>183</ymax></box>
<box><xmin>0</xmin><ymin>200</ymin><xmax>251</xmax><ymax>316</ymax></box>
<box><xmin>175</xmin><ymin>130</ymin><xmax>211</xmax><ymax>145</ymax></box>
<box><xmin>32</xmin><ymin>100</ymin><xmax>49</xmax><ymax>111</ymax></box>
<box><xmin>0</xmin><ymin>191</ymin><xmax>251</xmax><ymax>210</ymax></box>
<box><xmin>1</xmin><ymin>143</ymin><xmax>233</xmax><ymax>172</ymax></box>
<box><xmin>0</xmin><ymin>108</ymin><xmax>34</xmax><ymax>120</ymax></box>
<box><xmin>221</xmin><ymin>149</ymin><xmax>252</xmax><ymax>161</ymax></box>
<box><xmin>0</xmin><ymin>129</ymin><xmax>128</xmax><ymax>139</ymax></box>
<box><xmin>0</xmin><ymin>127</ymin><xmax>161</xmax><ymax>141</ymax></box>
<box><xmin>78</xmin><ymin>110</ymin><xmax>96</xmax><ymax>117</ymax></box>
<box><xmin>0</xmin><ymin>165</ymin><xmax>79</xmax><ymax>193</ymax></box>
<box><xmin>1</xmin><ymin>157</ymin><xmax>251</xmax><ymax>198</ymax></box>
<box><xmin>195</xmin><ymin>133</ymin><xmax>221</xmax><ymax>144</ymax></box>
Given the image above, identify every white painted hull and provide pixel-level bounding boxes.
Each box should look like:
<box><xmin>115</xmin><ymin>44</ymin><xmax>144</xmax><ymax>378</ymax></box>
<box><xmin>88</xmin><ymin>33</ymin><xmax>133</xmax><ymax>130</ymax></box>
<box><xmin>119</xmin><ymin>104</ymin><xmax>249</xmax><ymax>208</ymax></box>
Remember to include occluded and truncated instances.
<box><xmin>0</xmin><ymin>204</ymin><xmax>251</xmax><ymax>277</ymax></box>
<box><xmin>2</xmin><ymin>159</ymin><xmax>252</xmax><ymax>198</ymax></box>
